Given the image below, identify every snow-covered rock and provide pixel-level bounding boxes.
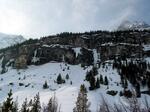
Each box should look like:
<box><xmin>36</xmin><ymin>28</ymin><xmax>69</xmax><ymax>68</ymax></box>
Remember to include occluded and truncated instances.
<box><xmin>117</xmin><ymin>20</ymin><xmax>150</xmax><ymax>31</ymax></box>
<box><xmin>0</xmin><ymin>32</ymin><xmax>25</xmax><ymax>49</ymax></box>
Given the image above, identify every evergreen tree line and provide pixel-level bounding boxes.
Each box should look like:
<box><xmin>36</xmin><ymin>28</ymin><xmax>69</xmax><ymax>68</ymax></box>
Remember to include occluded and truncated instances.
<box><xmin>85</xmin><ymin>67</ymin><xmax>109</xmax><ymax>90</ymax></box>
<box><xmin>1</xmin><ymin>86</ymin><xmax>150</xmax><ymax>112</ymax></box>
<box><xmin>43</xmin><ymin>74</ymin><xmax>70</xmax><ymax>89</ymax></box>
<box><xmin>0</xmin><ymin>90</ymin><xmax>60</xmax><ymax>112</ymax></box>
<box><xmin>113</xmin><ymin>59</ymin><xmax>150</xmax><ymax>97</ymax></box>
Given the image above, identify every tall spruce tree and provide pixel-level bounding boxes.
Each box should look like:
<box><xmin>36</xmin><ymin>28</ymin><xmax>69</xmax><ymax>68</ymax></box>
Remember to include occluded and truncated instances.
<box><xmin>12</xmin><ymin>99</ymin><xmax>18</xmax><ymax>112</ymax></box>
<box><xmin>73</xmin><ymin>85</ymin><xmax>90</xmax><ymax>112</ymax></box>
<box><xmin>92</xmin><ymin>67</ymin><xmax>98</xmax><ymax>76</ymax></box>
<box><xmin>124</xmin><ymin>78</ymin><xmax>128</xmax><ymax>89</ymax></box>
<box><xmin>31</xmin><ymin>93</ymin><xmax>41</xmax><ymax>112</ymax></box>
<box><xmin>44</xmin><ymin>94</ymin><xmax>59</xmax><ymax>112</ymax></box>
<box><xmin>89</xmin><ymin>75</ymin><xmax>96</xmax><ymax>90</ymax></box>
<box><xmin>2</xmin><ymin>89</ymin><xmax>14</xmax><ymax>112</ymax></box>
<box><xmin>21</xmin><ymin>98</ymin><xmax>29</xmax><ymax>112</ymax></box>
<box><xmin>96</xmin><ymin>77</ymin><xmax>100</xmax><ymax>88</ymax></box>
<box><xmin>85</xmin><ymin>71</ymin><xmax>92</xmax><ymax>81</ymax></box>
<box><xmin>104</xmin><ymin>76</ymin><xmax>109</xmax><ymax>85</ymax></box>
<box><xmin>57</xmin><ymin>74</ymin><xmax>63</xmax><ymax>84</ymax></box>
<box><xmin>100</xmin><ymin>75</ymin><xmax>103</xmax><ymax>84</ymax></box>
<box><xmin>136</xmin><ymin>82</ymin><xmax>141</xmax><ymax>97</ymax></box>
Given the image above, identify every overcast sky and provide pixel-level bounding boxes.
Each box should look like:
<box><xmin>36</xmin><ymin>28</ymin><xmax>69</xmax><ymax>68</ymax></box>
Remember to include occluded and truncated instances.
<box><xmin>0</xmin><ymin>0</ymin><xmax>149</xmax><ymax>38</ymax></box>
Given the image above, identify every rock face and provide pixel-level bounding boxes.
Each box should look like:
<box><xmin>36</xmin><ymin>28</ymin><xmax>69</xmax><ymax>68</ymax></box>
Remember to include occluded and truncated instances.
<box><xmin>0</xmin><ymin>30</ymin><xmax>150</xmax><ymax>70</ymax></box>
<box><xmin>15</xmin><ymin>55</ymin><xmax>27</xmax><ymax>69</ymax></box>
<box><xmin>98</xmin><ymin>43</ymin><xmax>142</xmax><ymax>61</ymax></box>
<box><xmin>9</xmin><ymin>44</ymin><xmax>94</xmax><ymax>69</ymax></box>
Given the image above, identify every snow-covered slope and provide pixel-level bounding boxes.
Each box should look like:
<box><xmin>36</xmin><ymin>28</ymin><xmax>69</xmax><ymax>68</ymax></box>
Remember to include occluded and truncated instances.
<box><xmin>0</xmin><ymin>62</ymin><xmax>149</xmax><ymax>112</ymax></box>
<box><xmin>0</xmin><ymin>32</ymin><xmax>25</xmax><ymax>49</ymax></box>
<box><xmin>117</xmin><ymin>20</ymin><xmax>150</xmax><ymax>31</ymax></box>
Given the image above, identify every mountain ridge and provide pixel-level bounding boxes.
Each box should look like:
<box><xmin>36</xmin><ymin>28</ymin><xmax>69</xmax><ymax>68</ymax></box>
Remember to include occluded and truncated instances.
<box><xmin>0</xmin><ymin>30</ymin><xmax>150</xmax><ymax>111</ymax></box>
<box><xmin>0</xmin><ymin>32</ymin><xmax>25</xmax><ymax>49</ymax></box>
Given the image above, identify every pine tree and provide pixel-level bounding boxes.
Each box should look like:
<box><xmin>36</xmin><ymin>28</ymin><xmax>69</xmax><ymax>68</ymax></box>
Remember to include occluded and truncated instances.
<box><xmin>31</xmin><ymin>93</ymin><xmax>41</xmax><ymax>112</ymax></box>
<box><xmin>89</xmin><ymin>75</ymin><xmax>96</xmax><ymax>90</ymax></box>
<box><xmin>66</xmin><ymin>74</ymin><xmax>69</xmax><ymax>80</ymax></box>
<box><xmin>1</xmin><ymin>58</ymin><xmax>7</xmax><ymax>74</ymax></box>
<box><xmin>100</xmin><ymin>75</ymin><xmax>103</xmax><ymax>84</ymax></box>
<box><xmin>21</xmin><ymin>98</ymin><xmax>29</xmax><ymax>112</ymax></box>
<box><xmin>12</xmin><ymin>99</ymin><xmax>18</xmax><ymax>112</ymax></box>
<box><xmin>124</xmin><ymin>78</ymin><xmax>128</xmax><ymax>89</ymax></box>
<box><xmin>104</xmin><ymin>76</ymin><xmax>109</xmax><ymax>85</ymax></box>
<box><xmin>136</xmin><ymin>82</ymin><xmax>141</xmax><ymax>97</ymax></box>
<box><xmin>43</xmin><ymin>81</ymin><xmax>49</xmax><ymax>89</ymax></box>
<box><xmin>28</xmin><ymin>99</ymin><xmax>33</xmax><ymax>107</ymax></box>
<box><xmin>92</xmin><ymin>67</ymin><xmax>98</xmax><ymax>76</ymax></box>
<box><xmin>73</xmin><ymin>85</ymin><xmax>90</xmax><ymax>112</ymax></box>
<box><xmin>57</xmin><ymin>74</ymin><xmax>63</xmax><ymax>84</ymax></box>
<box><xmin>70</xmin><ymin>81</ymin><xmax>72</xmax><ymax>85</ymax></box>
<box><xmin>121</xmin><ymin>77</ymin><xmax>125</xmax><ymax>88</ymax></box>
<box><xmin>85</xmin><ymin>71</ymin><xmax>92</xmax><ymax>81</ymax></box>
<box><xmin>80</xmin><ymin>84</ymin><xmax>87</xmax><ymax>93</ymax></box>
<box><xmin>96</xmin><ymin>77</ymin><xmax>100</xmax><ymax>89</ymax></box>
<box><xmin>44</xmin><ymin>94</ymin><xmax>59</xmax><ymax>112</ymax></box>
<box><xmin>2</xmin><ymin>89</ymin><xmax>14</xmax><ymax>112</ymax></box>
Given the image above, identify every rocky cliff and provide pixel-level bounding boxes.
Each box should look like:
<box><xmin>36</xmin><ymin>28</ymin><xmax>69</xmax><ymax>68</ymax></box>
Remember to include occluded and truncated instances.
<box><xmin>0</xmin><ymin>30</ymin><xmax>150</xmax><ymax>71</ymax></box>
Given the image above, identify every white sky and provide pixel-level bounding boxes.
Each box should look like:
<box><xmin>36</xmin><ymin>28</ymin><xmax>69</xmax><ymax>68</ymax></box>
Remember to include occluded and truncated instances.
<box><xmin>0</xmin><ymin>0</ymin><xmax>149</xmax><ymax>39</ymax></box>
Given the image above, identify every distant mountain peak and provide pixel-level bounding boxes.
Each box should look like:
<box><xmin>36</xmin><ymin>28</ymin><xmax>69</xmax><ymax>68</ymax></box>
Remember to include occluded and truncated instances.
<box><xmin>117</xmin><ymin>20</ymin><xmax>150</xmax><ymax>31</ymax></box>
<box><xmin>0</xmin><ymin>32</ymin><xmax>26</xmax><ymax>49</ymax></box>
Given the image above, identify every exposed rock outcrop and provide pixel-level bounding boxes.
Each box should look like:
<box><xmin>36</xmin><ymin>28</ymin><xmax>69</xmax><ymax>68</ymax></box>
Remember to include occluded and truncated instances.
<box><xmin>0</xmin><ymin>30</ymin><xmax>150</xmax><ymax>70</ymax></box>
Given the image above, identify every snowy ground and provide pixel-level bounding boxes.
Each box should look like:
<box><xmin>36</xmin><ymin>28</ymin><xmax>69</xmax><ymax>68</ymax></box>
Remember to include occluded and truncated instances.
<box><xmin>0</xmin><ymin>62</ymin><xmax>150</xmax><ymax>112</ymax></box>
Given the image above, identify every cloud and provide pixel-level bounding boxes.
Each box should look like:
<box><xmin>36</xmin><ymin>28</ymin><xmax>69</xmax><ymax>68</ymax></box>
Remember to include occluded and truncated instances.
<box><xmin>0</xmin><ymin>0</ymin><xmax>149</xmax><ymax>38</ymax></box>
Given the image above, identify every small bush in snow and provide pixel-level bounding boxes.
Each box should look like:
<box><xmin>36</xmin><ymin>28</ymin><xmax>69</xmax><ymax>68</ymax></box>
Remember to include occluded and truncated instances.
<box><xmin>25</xmin><ymin>83</ymin><xmax>30</xmax><ymax>87</ymax></box>
<box><xmin>106</xmin><ymin>90</ymin><xmax>118</xmax><ymax>96</ymax></box>
<box><xmin>19</xmin><ymin>83</ymin><xmax>24</xmax><ymax>86</ymax></box>
<box><xmin>67</xmin><ymin>66</ymin><xmax>70</xmax><ymax>70</ymax></box>
<box><xmin>9</xmin><ymin>82</ymin><xmax>14</xmax><ymax>86</ymax></box>
<box><xmin>70</xmin><ymin>81</ymin><xmax>72</xmax><ymax>85</ymax></box>
<box><xmin>43</xmin><ymin>81</ymin><xmax>49</xmax><ymax>89</ymax></box>
<box><xmin>66</xmin><ymin>74</ymin><xmax>69</xmax><ymax>80</ymax></box>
